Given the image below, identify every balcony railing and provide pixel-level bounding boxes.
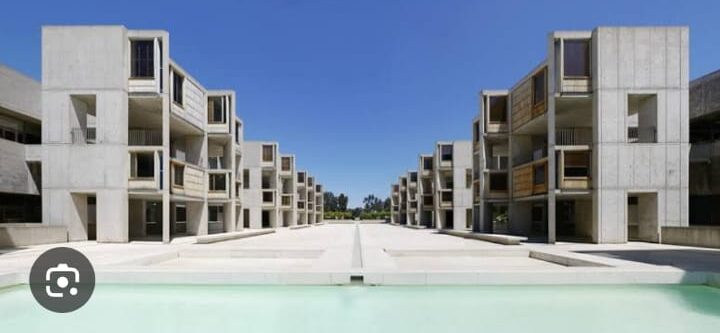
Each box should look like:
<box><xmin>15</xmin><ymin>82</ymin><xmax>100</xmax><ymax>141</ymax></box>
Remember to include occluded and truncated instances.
<box><xmin>556</xmin><ymin>127</ymin><xmax>592</xmax><ymax>146</ymax></box>
<box><xmin>71</xmin><ymin>127</ymin><xmax>96</xmax><ymax>144</ymax></box>
<box><xmin>628</xmin><ymin>126</ymin><xmax>657</xmax><ymax>143</ymax></box>
<box><xmin>129</xmin><ymin>129</ymin><xmax>162</xmax><ymax>146</ymax></box>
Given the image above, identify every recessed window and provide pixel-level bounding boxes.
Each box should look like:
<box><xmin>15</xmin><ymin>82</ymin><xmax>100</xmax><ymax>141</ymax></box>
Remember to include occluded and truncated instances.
<box><xmin>262</xmin><ymin>145</ymin><xmax>274</xmax><ymax>162</ymax></box>
<box><xmin>297</xmin><ymin>172</ymin><xmax>306</xmax><ymax>183</ymax></box>
<box><xmin>131</xmin><ymin>40</ymin><xmax>154</xmax><ymax>78</ymax></box>
<box><xmin>282</xmin><ymin>157</ymin><xmax>291</xmax><ymax>171</ymax></box>
<box><xmin>131</xmin><ymin>153</ymin><xmax>154</xmax><ymax>178</ymax></box>
<box><xmin>488</xmin><ymin>95</ymin><xmax>507</xmax><ymax>123</ymax></box>
<box><xmin>263</xmin><ymin>191</ymin><xmax>274</xmax><ymax>203</ymax></box>
<box><xmin>243</xmin><ymin>169</ymin><xmax>250</xmax><ymax>189</ymax></box>
<box><xmin>564</xmin><ymin>151</ymin><xmax>590</xmax><ymax>177</ymax></box>
<box><xmin>627</xmin><ymin>94</ymin><xmax>658</xmax><ymax>143</ymax></box>
<box><xmin>410</xmin><ymin>172</ymin><xmax>417</xmax><ymax>182</ymax></box>
<box><xmin>440</xmin><ymin>145</ymin><xmax>453</xmax><ymax>161</ymax></box>
<box><xmin>466</xmin><ymin>169</ymin><xmax>472</xmax><ymax>189</ymax></box>
<box><xmin>172</xmin><ymin>70</ymin><xmax>184</xmax><ymax>106</ymax></box>
<box><xmin>533</xmin><ymin>164</ymin><xmax>546</xmax><ymax>185</ymax></box>
<box><xmin>423</xmin><ymin>157</ymin><xmax>433</xmax><ymax>170</ymax></box>
<box><xmin>208</xmin><ymin>96</ymin><xmax>225</xmax><ymax>123</ymax></box>
<box><xmin>173</xmin><ymin>164</ymin><xmax>184</xmax><ymax>186</ymax></box>
<box><xmin>490</xmin><ymin>173</ymin><xmax>508</xmax><ymax>191</ymax></box>
<box><xmin>563</xmin><ymin>40</ymin><xmax>591</xmax><ymax>77</ymax></box>
<box><xmin>473</xmin><ymin>121</ymin><xmax>480</xmax><ymax>142</ymax></box>
<box><xmin>209</xmin><ymin>205</ymin><xmax>223</xmax><ymax>222</ymax></box>
<box><xmin>210</xmin><ymin>173</ymin><xmax>227</xmax><ymax>191</ymax></box>
<box><xmin>532</xmin><ymin>70</ymin><xmax>546</xmax><ymax>107</ymax></box>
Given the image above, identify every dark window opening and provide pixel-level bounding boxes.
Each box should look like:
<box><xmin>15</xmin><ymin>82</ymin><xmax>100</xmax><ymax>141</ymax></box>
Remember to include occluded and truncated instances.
<box><xmin>534</xmin><ymin>164</ymin><xmax>546</xmax><ymax>185</ymax></box>
<box><xmin>282</xmin><ymin>157</ymin><xmax>291</xmax><ymax>171</ymax></box>
<box><xmin>441</xmin><ymin>145</ymin><xmax>453</xmax><ymax>161</ymax></box>
<box><xmin>532</xmin><ymin>70</ymin><xmax>546</xmax><ymax>107</ymax></box>
<box><xmin>173</xmin><ymin>164</ymin><xmax>184</xmax><ymax>186</ymax></box>
<box><xmin>131</xmin><ymin>40</ymin><xmax>154</xmax><ymax>78</ymax></box>
<box><xmin>423</xmin><ymin>157</ymin><xmax>433</xmax><ymax>170</ymax></box>
<box><xmin>208</xmin><ymin>96</ymin><xmax>225</xmax><ymax>123</ymax></box>
<box><xmin>564</xmin><ymin>151</ymin><xmax>590</xmax><ymax>177</ymax></box>
<box><xmin>172</xmin><ymin>71</ymin><xmax>184</xmax><ymax>105</ymax></box>
<box><xmin>488</xmin><ymin>95</ymin><xmax>507</xmax><ymax>122</ymax></box>
<box><xmin>410</xmin><ymin>172</ymin><xmax>417</xmax><ymax>182</ymax></box>
<box><xmin>210</xmin><ymin>174</ymin><xmax>227</xmax><ymax>191</ymax></box>
<box><xmin>133</xmin><ymin>153</ymin><xmax>154</xmax><ymax>178</ymax></box>
<box><xmin>490</xmin><ymin>173</ymin><xmax>508</xmax><ymax>191</ymax></box>
<box><xmin>262</xmin><ymin>145</ymin><xmax>274</xmax><ymax>162</ymax></box>
<box><xmin>563</xmin><ymin>40</ymin><xmax>591</xmax><ymax>77</ymax></box>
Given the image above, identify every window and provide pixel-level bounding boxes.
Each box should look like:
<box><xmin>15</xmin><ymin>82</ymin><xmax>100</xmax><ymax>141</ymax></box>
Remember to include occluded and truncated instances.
<box><xmin>145</xmin><ymin>202</ymin><xmax>161</xmax><ymax>223</ymax></box>
<box><xmin>208</xmin><ymin>96</ymin><xmax>225</xmax><ymax>123</ymax></box>
<box><xmin>466</xmin><ymin>169</ymin><xmax>472</xmax><ymax>189</ymax></box>
<box><xmin>490</xmin><ymin>173</ymin><xmax>508</xmax><ymax>191</ymax></box>
<box><xmin>262</xmin><ymin>145</ymin><xmax>274</xmax><ymax>162</ymax></box>
<box><xmin>473</xmin><ymin>121</ymin><xmax>480</xmax><ymax>142</ymax></box>
<box><xmin>423</xmin><ymin>157</ymin><xmax>433</xmax><ymax>170</ymax></box>
<box><xmin>627</xmin><ymin>94</ymin><xmax>658</xmax><ymax>143</ymax></box>
<box><xmin>243</xmin><ymin>169</ymin><xmax>250</xmax><ymax>189</ymax></box>
<box><xmin>534</xmin><ymin>164</ymin><xmax>546</xmax><ymax>185</ymax></box>
<box><xmin>297</xmin><ymin>172</ymin><xmax>306</xmax><ymax>183</ymax></box>
<box><xmin>235</xmin><ymin>122</ymin><xmax>241</xmax><ymax>144</ymax></box>
<box><xmin>423</xmin><ymin>195</ymin><xmax>433</xmax><ymax>205</ymax></box>
<box><xmin>441</xmin><ymin>191</ymin><xmax>453</xmax><ymax>203</ymax></box>
<box><xmin>131</xmin><ymin>40</ymin><xmax>154</xmax><ymax>78</ymax></box>
<box><xmin>173</xmin><ymin>164</ymin><xmax>184</xmax><ymax>187</ymax></box>
<box><xmin>263</xmin><ymin>191</ymin><xmax>274</xmax><ymax>203</ymax></box>
<box><xmin>132</xmin><ymin>153</ymin><xmax>154</xmax><ymax>178</ymax></box>
<box><xmin>532</xmin><ymin>70</ymin><xmax>546</xmax><ymax>107</ymax></box>
<box><xmin>401</xmin><ymin>178</ymin><xmax>407</xmax><ymax>186</ymax></box>
<box><xmin>410</xmin><ymin>172</ymin><xmax>417</xmax><ymax>182</ymax></box>
<box><xmin>282</xmin><ymin>157</ymin><xmax>291</xmax><ymax>171</ymax></box>
<box><xmin>208</xmin><ymin>156</ymin><xmax>223</xmax><ymax>169</ymax></box>
<box><xmin>210</xmin><ymin>174</ymin><xmax>227</xmax><ymax>191</ymax></box>
<box><xmin>440</xmin><ymin>145</ymin><xmax>453</xmax><ymax>161</ymax></box>
<box><xmin>564</xmin><ymin>151</ymin><xmax>590</xmax><ymax>177</ymax></box>
<box><xmin>175</xmin><ymin>205</ymin><xmax>187</xmax><ymax>234</ymax></box>
<box><xmin>172</xmin><ymin>70</ymin><xmax>184</xmax><ymax>105</ymax></box>
<box><xmin>563</xmin><ymin>40</ymin><xmax>590</xmax><ymax>77</ymax></box>
<box><xmin>209</xmin><ymin>205</ymin><xmax>223</xmax><ymax>222</ymax></box>
<box><xmin>488</xmin><ymin>95</ymin><xmax>507</xmax><ymax>122</ymax></box>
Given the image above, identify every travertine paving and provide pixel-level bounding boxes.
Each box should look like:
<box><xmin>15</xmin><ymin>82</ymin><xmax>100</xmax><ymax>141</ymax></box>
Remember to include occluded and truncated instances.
<box><xmin>1</xmin><ymin>222</ymin><xmax>719</xmax><ymax>285</ymax></box>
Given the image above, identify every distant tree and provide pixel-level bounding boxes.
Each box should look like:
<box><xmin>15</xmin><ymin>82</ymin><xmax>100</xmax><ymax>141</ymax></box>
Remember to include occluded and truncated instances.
<box><xmin>383</xmin><ymin>197</ymin><xmax>391</xmax><ymax>211</ymax></box>
<box><xmin>363</xmin><ymin>194</ymin><xmax>383</xmax><ymax>211</ymax></box>
<box><xmin>337</xmin><ymin>193</ymin><xmax>349</xmax><ymax>211</ymax></box>
<box><xmin>323</xmin><ymin>192</ymin><xmax>338</xmax><ymax>211</ymax></box>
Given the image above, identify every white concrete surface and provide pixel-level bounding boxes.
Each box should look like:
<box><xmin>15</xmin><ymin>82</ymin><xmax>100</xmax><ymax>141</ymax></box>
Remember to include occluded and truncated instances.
<box><xmin>1</xmin><ymin>223</ymin><xmax>719</xmax><ymax>286</ymax></box>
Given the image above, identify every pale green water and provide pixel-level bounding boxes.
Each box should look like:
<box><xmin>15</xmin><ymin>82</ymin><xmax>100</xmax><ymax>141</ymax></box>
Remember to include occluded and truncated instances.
<box><xmin>1</xmin><ymin>284</ymin><xmax>720</xmax><ymax>332</ymax></box>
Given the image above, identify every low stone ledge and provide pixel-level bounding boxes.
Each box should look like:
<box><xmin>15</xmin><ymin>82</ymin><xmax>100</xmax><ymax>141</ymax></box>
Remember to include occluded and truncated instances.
<box><xmin>403</xmin><ymin>224</ymin><xmax>427</xmax><ymax>230</ymax></box>
<box><xmin>195</xmin><ymin>229</ymin><xmax>275</xmax><ymax>244</ymax></box>
<box><xmin>529</xmin><ymin>251</ymin><xmax>611</xmax><ymax>267</ymax></box>
<box><xmin>661</xmin><ymin>226</ymin><xmax>720</xmax><ymax>249</ymax></box>
<box><xmin>438</xmin><ymin>229</ymin><xmax>527</xmax><ymax>245</ymax></box>
<box><xmin>289</xmin><ymin>224</ymin><xmax>311</xmax><ymax>230</ymax></box>
<box><xmin>0</xmin><ymin>223</ymin><xmax>67</xmax><ymax>248</ymax></box>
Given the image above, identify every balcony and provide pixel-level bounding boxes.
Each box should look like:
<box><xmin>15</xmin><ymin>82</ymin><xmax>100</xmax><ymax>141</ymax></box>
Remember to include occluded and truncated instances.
<box><xmin>556</xmin><ymin>128</ymin><xmax>592</xmax><ymax>146</ymax></box>
<box><xmin>439</xmin><ymin>190</ymin><xmax>453</xmax><ymax>207</ymax></box>
<box><xmin>558</xmin><ymin>149</ymin><xmax>591</xmax><ymax>190</ymax></box>
<box><xmin>512</xmin><ymin>158</ymin><xmax>548</xmax><ymax>198</ymax></box>
<box><xmin>71</xmin><ymin>127</ymin><xmax>96</xmax><ymax>144</ymax></box>
<box><xmin>170</xmin><ymin>159</ymin><xmax>205</xmax><ymax>198</ymax></box>
<box><xmin>129</xmin><ymin>151</ymin><xmax>161</xmax><ymax>191</ymax></box>
<box><xmin>511</xmin><ymin>67</ymin><xmax>547</xmax><ymax>131</ymax></box>
<box><xmin>129</xmin><ymin>129</ymin><xmax>162</xmax><ymax>146</ymax></box>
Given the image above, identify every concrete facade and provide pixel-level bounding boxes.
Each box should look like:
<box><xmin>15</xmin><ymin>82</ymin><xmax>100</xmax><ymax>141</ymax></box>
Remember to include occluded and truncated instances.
<box><xmin>0</xmin><ymin>65</ymin><xmax>42</xmax><ymax>223</ymax></box>
<box><xmin>472</xmin><ymin>27</ymin><xmax>690</xmax><ymax>244</ymax></box>
<box><xmin>0</xmin><ymin>25</ymin><xmax>325</xmax><ymax>246</ymax></box>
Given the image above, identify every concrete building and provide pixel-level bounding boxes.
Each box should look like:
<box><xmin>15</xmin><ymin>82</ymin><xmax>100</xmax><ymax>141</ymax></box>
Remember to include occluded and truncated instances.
<box><xmin>0</xmin><ymin>65</ymin><xmax>42</xmax><ymax>223</ymax></box>
<box><xmin>405</xmin><ymin>170</ymin><xmax>419</xmax><ymax>226</ymax></box>
<box><xmin>41</xmin><ymin>26</ymin><xmax>245</xmax><ymax>243</ymax></box>
<box><xmin>689</xmin><ymin>69</ymin><xmax>720</xmax><ymax>226</ymax></box>
<box><xmin>390</xmin><ymin>183</ymin><xmax>400</xmax><ymax>224</ymax></box>
<box><xmin>0</xmin><ymin>25</ymin><xmax>326</xmax><ymax>246</ymax></box>
<box><xmin>433</xmin><ymin>141</ymin><xmax>473</xmax><ymax>231</ymax></box>
<box><xmin>417</xmin><ymin>154</ymin><xmax>435</xmax><ymax>228</ymax></box>
<box><xmin>473</xmin><ymin>26</ymin><xmax>690</xmax><ymax>243</ymax></box>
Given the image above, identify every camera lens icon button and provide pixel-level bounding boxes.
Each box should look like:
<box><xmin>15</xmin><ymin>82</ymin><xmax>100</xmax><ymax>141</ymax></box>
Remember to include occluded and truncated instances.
<box><xmin>30</xmin><ymin>247</ymin><xmax>95</xmax><ymax>313</ymax></box>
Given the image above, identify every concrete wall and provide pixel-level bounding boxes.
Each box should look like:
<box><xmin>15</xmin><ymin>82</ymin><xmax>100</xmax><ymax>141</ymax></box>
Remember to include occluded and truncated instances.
<box><xmin>42</xmin><ymin>26</ymin><xmax>130</xmax><ymax>242</ymax></box>
<box><xmin>662</xmin><ymin>226</ymin><xmax>720</xmax><ymax>249</ymax></box>
<box><xmin>0</xmin><ymin>65</ymin><xmax>41</xmax><ymax>120</ymax></box>
<box><xmin>690</xmin><ymin>69</ymin><xmax>720</xmax><ymax>120</ymax></box>
<box><xmin>0</xmin><ymin>140</ymin><xmax>39</xmax><ymax>194</ymax></box>
<box><xmin>592</xmin><ymin>27</ymin><xmax>690</xmax><ymax>243</ymax></box>
<box><xmin>0</xmin><ymin>224</ymin><xmax>67</xmax><ymax>248</ymax></box>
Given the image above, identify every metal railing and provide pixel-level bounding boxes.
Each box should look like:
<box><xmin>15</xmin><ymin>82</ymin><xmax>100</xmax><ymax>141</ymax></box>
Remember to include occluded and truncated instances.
<box><xmin>129</xmin><ymin>129</ymin><xmax>162</xmax><ymax>146</ymax></box>
<box><xmin>628</xmin><ymin>126</ymin><xmax>657</xmax><ymax>143</ymax></box>
<box><xmin>556</xmin><ymin>127</ymin><xmax>592</xmax><ymax>145</ymax></box>
<box><xmin>71</xmin><ymin>127</ymin><xmax>96</xmax><ymax>144</ymax></box>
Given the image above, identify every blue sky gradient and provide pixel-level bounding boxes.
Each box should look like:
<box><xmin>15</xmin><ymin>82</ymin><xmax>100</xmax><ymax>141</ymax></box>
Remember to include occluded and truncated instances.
<box><xmin>1</xmin><ymin>0</ymin><xmax>718</xmax><ymax>207</ymax></box>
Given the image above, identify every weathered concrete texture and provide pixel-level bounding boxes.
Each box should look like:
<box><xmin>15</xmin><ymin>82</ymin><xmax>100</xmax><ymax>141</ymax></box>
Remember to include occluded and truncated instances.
<box><xmin>0</xmin><ymin>224</ymin><xmax>67</xmax><ymax>248</ymax></box>
<box><xmin>0</xmin><ymin>65</ymin><xmax>41</xmax><ymax>120</ymax></box>
<box><xmin>690</xmin><ymin>69</ymin><xmax>720</xmax><ymax>120</ymax></box>
<box><xmin>661</xmin><ymin>226</ymin><xmax>720</xmax><ymax>249</ymax></box>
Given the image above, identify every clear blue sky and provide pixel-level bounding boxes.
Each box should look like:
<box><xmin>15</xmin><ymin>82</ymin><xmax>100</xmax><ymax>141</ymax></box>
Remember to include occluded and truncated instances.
<box><xmin>1</xmin><ymin>0</ymin><xmax>718</xmax><ymax>207</ymax></box>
